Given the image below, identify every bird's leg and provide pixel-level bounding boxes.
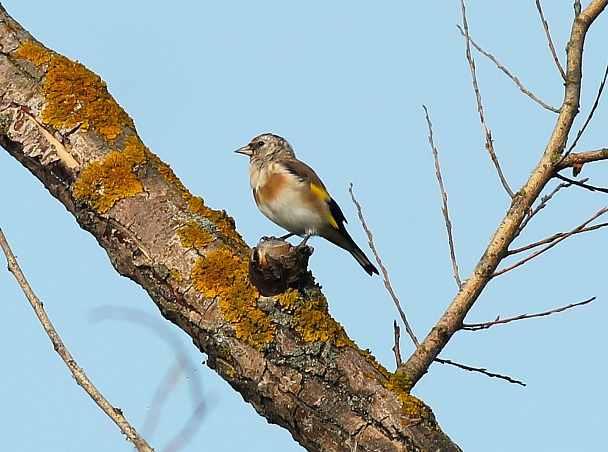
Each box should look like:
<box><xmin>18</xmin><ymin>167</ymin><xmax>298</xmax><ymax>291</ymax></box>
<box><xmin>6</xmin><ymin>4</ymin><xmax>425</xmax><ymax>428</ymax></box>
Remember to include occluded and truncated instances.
<box><xmin>298</xmin><ymin>233</ymin><xmax>312</xmax><ymax>247</ymax></box>
<box><xmin>279</xmin><ymin>233</ymin><xmax>294</xmax><ymax>240</ymax></box>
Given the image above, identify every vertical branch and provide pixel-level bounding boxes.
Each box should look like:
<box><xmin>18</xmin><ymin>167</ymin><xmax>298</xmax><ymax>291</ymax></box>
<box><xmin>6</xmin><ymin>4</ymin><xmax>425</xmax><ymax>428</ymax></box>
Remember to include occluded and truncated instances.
<box><xmin>459</xmin><ymin>0</ymin><xmax>515</xmax><ymax>198</ymax></box>
<box><xmin>0</xmin><ymin>228</ymin><xmax>154</xmax><ymax>452</ymax></box>
<box><xmin>423</xmin><ymin>106</ymin><xmax>462</xmax><ymax>288</ymax></box>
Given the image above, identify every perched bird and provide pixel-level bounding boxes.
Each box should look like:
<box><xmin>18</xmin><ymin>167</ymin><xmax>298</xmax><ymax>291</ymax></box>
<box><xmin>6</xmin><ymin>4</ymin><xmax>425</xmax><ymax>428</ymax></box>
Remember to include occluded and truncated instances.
<box><xmin>235</xmin><ymin>133</ymin><xmax>379</xmax><ymax>276</ymax></box>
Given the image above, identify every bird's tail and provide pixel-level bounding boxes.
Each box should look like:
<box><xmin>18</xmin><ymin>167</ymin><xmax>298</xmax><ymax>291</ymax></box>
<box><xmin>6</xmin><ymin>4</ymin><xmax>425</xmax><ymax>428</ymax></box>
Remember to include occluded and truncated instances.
<box><xmin>323</xmin><ymin>228</ymin><xmax>379</xmax><ymax>276</ymax></box>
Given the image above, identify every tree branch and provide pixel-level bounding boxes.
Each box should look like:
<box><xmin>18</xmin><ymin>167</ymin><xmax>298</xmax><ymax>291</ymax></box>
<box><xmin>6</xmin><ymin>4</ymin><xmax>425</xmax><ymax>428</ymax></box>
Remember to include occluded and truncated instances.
<box><xmin>0</xmin><ymin>228</ymin><xmax>154</xmax><ymax>452</ymax></box>
<box><xmin>0</xmin><ymin>6</ymin><xmax>458</xmax><ymax>451</ymax></box>
<box><xmin>398</xmin><ymin>0</ymin><xmax>608</xmax><ymax>389</ymax></box>
<box><xmin>424</xmin><ymin>105</ymin><xmax>462</xmax><ymax>288</ymax></box>
<box><xmin>434</xmin><ymin>358</ymin><xmax>526</xmax><ymax>387</ymax></box>
<box><xmin>462</xmin><ymin>297</ymin><xmax>596</xmax><ymax>331</ymax></box>
<box><xmin>536</xmin><ymin>0</ymin><xmax>567</xmax><ymax>81</ymax></box>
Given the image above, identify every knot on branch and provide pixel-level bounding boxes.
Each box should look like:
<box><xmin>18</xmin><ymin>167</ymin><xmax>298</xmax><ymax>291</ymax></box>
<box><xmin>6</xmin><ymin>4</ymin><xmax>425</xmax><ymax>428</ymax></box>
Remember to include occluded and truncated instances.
<box><xmin>248</xmin><ymin>237</ymin><xmax>313</xmax><ymax>296</ymax></box>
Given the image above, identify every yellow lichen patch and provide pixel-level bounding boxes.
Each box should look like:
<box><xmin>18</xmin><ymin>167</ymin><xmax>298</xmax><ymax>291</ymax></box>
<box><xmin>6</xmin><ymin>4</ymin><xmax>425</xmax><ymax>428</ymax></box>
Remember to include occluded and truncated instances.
<box><xmin>384</xmin><ymin>372</ymin><xmax>431</xmax><ymax>421</ymax></box>
<box><xmin>177</xmin><ymin>221</ymin><xmax>213</xmax><ymax>248</ymax></box>
<box><xmin>169</xmin><ymin>268</ymin><xmax>183</xmax><ymax>282</ymax></box>
<box><xmin>18</xmin><ymin>42</ymin><xmax>135</xmax><ymax>141</ymax></box>
<box><xmin>122</xmin><ymin>134</ymin><xmax>147</xmax><ymax>165</ymax></box>
<box><xmin>191</xmin><ymin>249</ymin><xmax>274</xmax><ymax>349</ymax></box>
<box><xmin>186</xmin><ymin>195</ymin><xmax>245</xmax><ymax>245</ymax></box>
<box><xmin>15</xmin><ymin>41</ymin><xmax>52</xmax><ymax>66</ymax></box>
<box><xmin>275</xmin><ymin>289</ymin><xmax>300</xmax><ymax>311</ymax></box>
<box><xmin>73</xmin><ymin>151</ymin><xmax>143</xmax><ymax>213</ymax></box>
<box><xmin>292</xmin><ymin>294</ymin><xmax>354</xmax><ymax>347</ymax></box>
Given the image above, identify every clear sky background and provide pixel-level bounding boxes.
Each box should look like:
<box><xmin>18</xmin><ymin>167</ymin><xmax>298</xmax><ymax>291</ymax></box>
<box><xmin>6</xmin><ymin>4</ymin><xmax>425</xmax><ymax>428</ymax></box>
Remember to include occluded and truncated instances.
<box><xmin>1</xmin><ymin>1</ymin><xmax>607</xmax><ymax>451</ymax></box>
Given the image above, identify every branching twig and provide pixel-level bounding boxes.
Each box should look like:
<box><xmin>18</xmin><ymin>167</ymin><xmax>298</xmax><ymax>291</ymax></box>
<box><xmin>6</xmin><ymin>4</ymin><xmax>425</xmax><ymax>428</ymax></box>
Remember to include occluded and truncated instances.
<box><xmin>555</xmin><ymin>173</ymin><xmax>608</xmax><ymax>194</ymax></box>
<box><xmin>457</xmin><ymin>25</ymin><xmax>560</xmax><ymax>113</ymax></box>
<box><xmin>349</xmin><ymin>184</ymin><xmax>419</xmax><ymax>347</ymax></box>
<box><xmin>434</xmin><ymin>358</ymin><xmax>526</xmax><ymax>386</ymax></box>
<box><xmin>510</xmin><ymin>221</ymin><xmax>608</xmax><ymax>255</ymax></box>
<box><xmin>462</xmin><ymin>296</ymin><xmax>596</xmax><ymax>331</ymax></box>
<box><xmin>518</xmin><ymin>180</ymin><xmax>577</xmax><ymax>234</ymax></box>
<box><xmin>495</xmin><ymin>207</ymin><xmax>608</xmax><ymax>276</ymax></box>
<box><xmin>423</xmin><ymin>105</ymin><xmax>462</xmax><ymax>288</ymax></box>
<box><xmin>536</xmin><ymin>0</ymin><xmax>567</xmax><ymax>81</ymax></box>
<box><xmin>555</xmin><ymin>149</ymin><xmax>608</xmax><ymax>172</ymax></box>
<box><xmin>0</xmin><ymin>228</ymin><xmax>154</xmax><ymax>452</ymax></box>
<box><xmin>561</xmin><ymin>63</ymin><xmax>608</xmax><ymax>160</ymax></box>
<box><xmin>393</xmin><ymin>320</ymin><xmax>403</xmax><ymax>368</ymax></box>
<box><xmin>459</xmin><ymin>0</ymin><xmax>515</xmax><ymax>197</ymax></box>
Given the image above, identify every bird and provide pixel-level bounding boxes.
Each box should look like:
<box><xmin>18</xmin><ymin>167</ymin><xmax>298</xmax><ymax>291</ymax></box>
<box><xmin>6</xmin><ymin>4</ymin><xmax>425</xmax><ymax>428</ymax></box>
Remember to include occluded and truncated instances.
<box><xmin>235</xmin><ymin>133</ymin><xmax>379</xmax><ymax>276</ymax></box>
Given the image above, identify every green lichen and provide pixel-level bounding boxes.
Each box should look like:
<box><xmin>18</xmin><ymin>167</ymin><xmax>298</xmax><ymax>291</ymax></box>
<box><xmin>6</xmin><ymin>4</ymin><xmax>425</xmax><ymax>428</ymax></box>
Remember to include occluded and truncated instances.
<box><xmin>191</xmin><ymin>249</ymin><xmax>275</xmax><ymax>349</ymax></box>
<box><xmin>73</xmin><ymin>151</ymin><xmax>143</xmax><ymax>213</ymax></box>
<box><xmin>169</xmin><ymin>268</ymin><xmax>183</xmax><ymax>282</ymax></box>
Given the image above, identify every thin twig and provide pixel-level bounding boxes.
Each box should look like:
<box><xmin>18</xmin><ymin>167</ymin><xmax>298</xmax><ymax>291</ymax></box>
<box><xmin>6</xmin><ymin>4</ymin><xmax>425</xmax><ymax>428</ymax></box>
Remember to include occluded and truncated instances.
<box><xmin>423</xmin><ymin>105</ymin><xmax>462</xmax><ymax>288</ymax></box>
<box><xmin>434</xmin><ymin>358</ymin><xmax>526</xmax><ymax>386</ymax></box>
<box><xmin>459</xmin><ymin>0</ymin><xmax>515</xmax><ymax>197</ymax></box>
<box><xmin>555</xmin><ymin>173</ymin><xmax>608</xmax><ymax>194</ymax></box>
<box><xmin>561</xmin><ymin>63</ymin><xmax>608</xmax><ymax>160</ymax></box>
<box><xmin>457</xmin><ymin>25</ymin><xmax>560</xmax><ymax>113</ymax></box>
<box><xmin>510</xmin><ymin>221</ymin><xmax>608</xmax><ymax>255</ymax></box>
<box><xmin>462</xmin><ymin>296</ymin><xmax>596</xmax><ymax>331</ymax></box>
<box><xmin>495</xmin><ymin>207</ymin><xmax>608</xmax><ymax>276</ymax></box>
<box><xmin>349</xmin><ymin>184</ymin><xmax>419</xmax><ymax>347</ymax></box>
<box><xmin>393</xmin><ymin>320</ymin><xmax>403</xmax><ymax>368</ymax></box>
<box><xmin>536</xmin><ymin>0</ymin><xmax>567</xmax><ymax>81</ymax></box>
<box><xmin>0</xmin><ymin>228</ymin><xmax>154</xmax><ymax>452</ymax></box>
<box><xmin>518</xmin><ymin>180</ymin><xmax>576</xmax><ymax>234</ymax></box>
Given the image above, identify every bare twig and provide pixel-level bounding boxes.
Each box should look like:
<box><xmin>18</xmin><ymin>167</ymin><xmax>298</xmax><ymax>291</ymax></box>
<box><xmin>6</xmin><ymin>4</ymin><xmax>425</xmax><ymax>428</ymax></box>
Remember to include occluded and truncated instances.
<box><xmin>510</xmin><ymin>221</ymin><xmax>608</xmax><ymax>255</ymax></box>
<box><xmin>574</xmin><ymin>0</ymin><xmax>582</xmax><ymax>17</ymax></box>
<box><xmin>561</xmin><ymin>63</ymin><xmax>608</xmax><ymax>159</ymax></box>
<box><xmin>459</xmin><ymin>0</ymin><xmax>515</xmax><ymax>197</ymax></box>
<box><xmin>423</xmin><ymin>105</ymin><xmax>462</xmax><ymax>287</ymax></box>
<box><xmin>536</xmin><ymin>0</ymin><xmax>567</xmax><ymax>81</ymax></box>
<box><xmin>555</xmin><ymin>173</ymin><xmax>608</xmax><ymax>194</ymax></box>
<box><xmin>349</xmin><ymin>184</ymin><xmax>419</xmax><ymax>347</ymax></box>
<box><xmin>555</xmin><ymin>149</ymin><xmax>608</xmax><ymax>171</ymax></box>
<box><xmin>0</xmin><ymin>228</ymin><xmax>154</xmax><ymax>452</ymax></box>
<box><xmin>457</xmin><ymin>25</ymin><xmax>560</xmax><ymax>112</ymax></box>
<box><xmin>518</xmin><ymin>180</ymin><xmax>576</xmax><ymax>234</ymax></box>
<box><xmin>434</xmin><ymin>358</ymin><xmax>526</xmax><ymax>386</ymax></box>
<box><xmin>393</xmin><ymin>320</ymin><xmax>403</xmax><ymax>368</ymax></box>
<box><xmin>463</xmin><ymin>296</ymin><xmax>596</xmax><ymax>331</ymax></box>
<box><xmin>495</xmin><ymin>207</ymin><xmax>608</xmax><ymax>276</ymax></box>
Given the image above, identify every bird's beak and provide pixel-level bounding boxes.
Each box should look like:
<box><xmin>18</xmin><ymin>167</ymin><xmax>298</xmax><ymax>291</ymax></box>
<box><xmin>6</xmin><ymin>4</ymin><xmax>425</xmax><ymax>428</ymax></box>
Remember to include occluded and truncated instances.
<box><xmin>234</xmin><ymin>145</ymin><xmax>253</xmax><ymax>156</ymax></box>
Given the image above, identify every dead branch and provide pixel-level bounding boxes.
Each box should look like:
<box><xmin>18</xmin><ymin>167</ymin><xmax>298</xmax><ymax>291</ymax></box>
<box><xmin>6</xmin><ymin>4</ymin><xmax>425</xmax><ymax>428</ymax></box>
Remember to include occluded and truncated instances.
<box><xmin>458</xmin><ymin>0</ymin><xmax>515</xmax><ymax>197</ymax></box>
<box><xmin>555</xmin><ymin>173</ymin><xmax>608</xmax><ymax>193</ymax></box>
<box><xmin>349</xmin><ymin>184</ymin><xmax>420</xmax><ymax>347</ymax></box>
<box><xmin>434</xmin><ymin>358</ymin><xmax>526</xmax><ymax>387</ymax></box>
<box><xmin>462</xmin><ymin>297</ymin><xmax>596</xmax><ymax>331</ymax></box>
<box><xmin>457</xmin><ymin>25</ymin><xmax>560</xmax><ymax>113</ymax></box>
<box><xmin>510</xmin><ymin>221</ymin><xmax>608</xmax><ymax>255</ymax></box>
<box><xmin>393</xmin><ymin>320</ymin><xmax>403</xmax><ymax>368</ymax></box>
<box><xmin>424</xmin><ymin>106</ymin><xmax>462</xmax><ymax>288</ymax></box>
<box><xmin>0</xmin><ymin>228</ymin><xmax>154</xmax><ymax>452</ymax></box>
<box><xmin>536</xmin><ymin>0</ymin><xmax>567</xmax><ymax>81</ymax></box>
<box><xmin>495</xmin><ymin>208</ymin><xmax>608</xmax><ymax>276</ymax></box>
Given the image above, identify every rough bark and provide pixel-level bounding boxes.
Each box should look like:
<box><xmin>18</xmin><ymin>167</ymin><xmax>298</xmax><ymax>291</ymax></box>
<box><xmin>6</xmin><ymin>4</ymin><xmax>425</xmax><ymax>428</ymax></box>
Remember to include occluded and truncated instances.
<box><xmin>0</xmin><ymin>6</ymin><xmax>459</xmax><ymax>452</ymax></box>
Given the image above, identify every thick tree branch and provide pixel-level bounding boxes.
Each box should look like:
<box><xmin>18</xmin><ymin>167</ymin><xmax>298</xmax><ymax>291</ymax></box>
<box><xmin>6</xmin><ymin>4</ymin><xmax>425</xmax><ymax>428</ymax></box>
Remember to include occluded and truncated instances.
<box><xmin>0</xmin><ymin>6</ymin><xmax>458</xmax><ymax>452</ymax></box>
<box><xmin>398</xmin><ymin>0</ymin><xmax>608</xmax><ymax>388</ymax></box>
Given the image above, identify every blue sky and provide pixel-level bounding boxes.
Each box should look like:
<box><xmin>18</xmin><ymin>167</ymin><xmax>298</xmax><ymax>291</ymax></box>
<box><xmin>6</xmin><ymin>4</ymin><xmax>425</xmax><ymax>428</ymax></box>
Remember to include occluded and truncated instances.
<box><xmin>1</xmin><ymin>1</ymin><xmax>607</xmax><ymax>451</ymax></box>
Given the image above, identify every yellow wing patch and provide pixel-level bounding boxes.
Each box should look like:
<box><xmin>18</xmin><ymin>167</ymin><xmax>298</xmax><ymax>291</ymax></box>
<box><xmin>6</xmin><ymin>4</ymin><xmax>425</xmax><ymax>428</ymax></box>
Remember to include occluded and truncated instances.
<box><xmin>310</xmin><ymin>183</ymin><xmax>339</xmax><ymax>229</ymax></box>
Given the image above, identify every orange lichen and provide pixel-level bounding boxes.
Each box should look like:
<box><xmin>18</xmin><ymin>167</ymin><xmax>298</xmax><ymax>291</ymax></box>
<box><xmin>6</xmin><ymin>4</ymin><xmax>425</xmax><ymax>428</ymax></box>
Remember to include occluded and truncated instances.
<box><xmin>177</xmin><ymin>221</ymin><xmax>213</xmax><ymax>248</ymax></box>
<box><xmin>275</xmin><ymin>289</ymin><xmax>300</xmax><ymax>311</ymax></box>
<box><xmin>16</xmin><ymin>41</ymin><xmax>134</xmax><ymax>141</ymax></box>
<box><xmin>169</xmin><ymin>268</ymin><xmax>183</xmax><ymax>282</ymax></box>
<box><xmin>384</xmin><ymin>373</ymin><xmax>431</xmax><ymax>420</ymax></box>
<box><xmin>73</xmin><ymin>151</ymin><xmax>143</xmax><ymax>213</ymax></box>
<box><xmin>191</xmin><ymin>249</ymin><xmax>274</xmax><ymax>349</ymax></box>
<box><xmin>145</xmin><ymin>149</ymin><xmax>188</xmax><ymax>193</ymax></box>
<box><xmin>122</xmin><ymin>134</ymin><xmax>147</xmax><ymax>165</ymax></box>
<box><xmin>186</xmin><ymin>195</ymin><xmax>245</xmax><ymax>245</ymax></box>
<box><xmin>292</xmin><ymin>294</ymin><xmax>353</xmax><ymax>347</ymax></box>
<box><xmin>15</xmin><ymin>41</ymin><xmax>51</xmax><ymax>65</ymax></box>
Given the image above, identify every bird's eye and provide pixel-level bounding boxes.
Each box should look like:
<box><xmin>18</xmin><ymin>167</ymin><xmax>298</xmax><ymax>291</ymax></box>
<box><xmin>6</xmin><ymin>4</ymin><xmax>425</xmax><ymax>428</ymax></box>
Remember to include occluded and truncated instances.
<box><xmin>256</xmin><ymin>140</ymin><xmax>265</xmax><ymax>147</ymax></box>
